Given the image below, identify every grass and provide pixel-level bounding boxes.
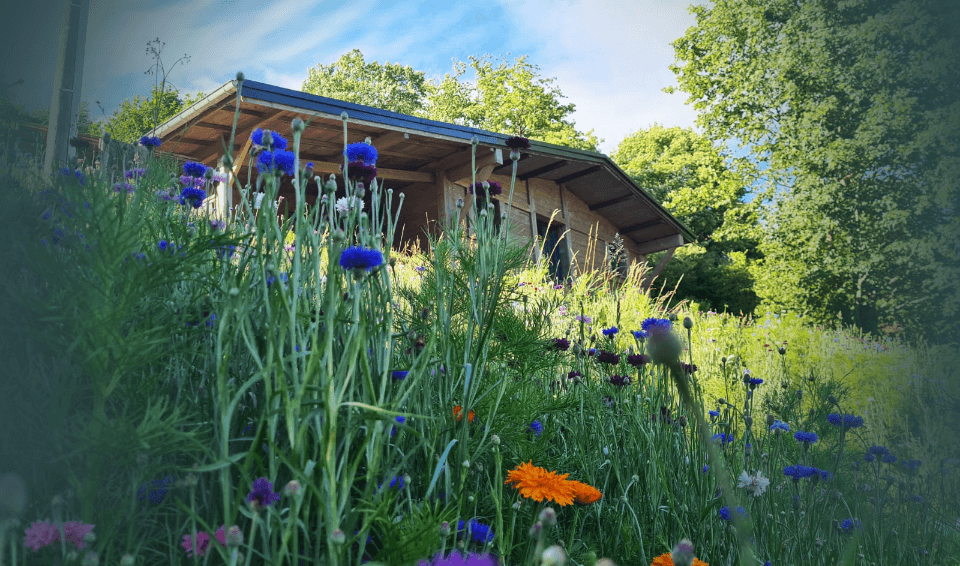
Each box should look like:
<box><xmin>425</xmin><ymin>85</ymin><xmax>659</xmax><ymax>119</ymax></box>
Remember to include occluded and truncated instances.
<box><xmin>0</xmin><ymin>91</ymin><xmax>958</xmax><ymax>566</ymax></box>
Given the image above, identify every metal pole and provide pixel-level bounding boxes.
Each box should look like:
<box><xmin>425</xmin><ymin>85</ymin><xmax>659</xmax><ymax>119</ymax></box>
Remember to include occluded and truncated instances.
<box><xmin>43</xmin><ymin>0</ymin><xmax>89</xmax><ymax>172</ymax></box>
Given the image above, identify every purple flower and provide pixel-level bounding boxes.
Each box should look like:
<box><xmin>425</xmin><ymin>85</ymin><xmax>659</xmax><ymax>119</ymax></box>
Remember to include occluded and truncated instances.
<box><xmin>417</xmin><ymin>551</ymin><xmax>498</xmax><ymax>566</ymax></box>
<box><xmin>713</xmin><ymin>432</ymin><xmax>734</xmax><ymax>445</ymax></box>
<box><xmin>345</xmin><ymin>142</ymin><xmax>378</xmax><ymax>164</ymax></box>
<box><xmin>247</xmin><ymin>477</ymin><xmax>281</xmax><ymax>508</ymax></box>
<box><xmin>342</xmin><ymin>160</ymin><xmax>377</xmax><ymax>184</ymax></box>
<box><xmin>528</xmin><ymin>420</ymin><xmax>543</xmax><ymax>436</ymax></box>
<box><xmin>179</xmin><ymin>187</ymin><xmax>207</xmax><ymax>209</ymax></box>
<box><xmin>626</xmin><ymin>353</ymin><xmax>650</xmax><ymax>367</ymax></box>
<box><xmin>468</xmin><ymin>181</ymin><xmax>502</xmax><ymax>196</ymax></box>
<box><xmin>597</xmin><ymin>350</ymin><xmax>621</xmax><ymax>365</ymax></box>
<box><xmin>505</xmin><ymin>136</ymin><xmax>530</xmax><ymax>150</ymax></box>
<box><xmin>551</xmin><ymin>338</ymin><xmax>570</xmax><ymax>351</ymax></box>
<box><xmin>125</xmin><ymin>168</ymin><xmax>146</xmax><ymax>179</ymax></box>
<box><xmin>609</xmin><ymin>374</ymin><xmax>631</xmax><ymax>387</ymax></box>
<box><xmin>839</xmin><ymin>518</ymin><xmax>862</xmax><ymax>532</ymax></box>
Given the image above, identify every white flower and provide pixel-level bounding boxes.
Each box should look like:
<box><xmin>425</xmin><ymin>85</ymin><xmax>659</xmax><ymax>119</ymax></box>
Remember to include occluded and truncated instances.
<box><xmin>335</xmin><ymin>196</ymin><xmax>364</xmax><ymax>214</ymax></box>
<box><xmin>737</xmin><ymin>470</ymin><xmax>770</xmax><ymax>497</ymax></box>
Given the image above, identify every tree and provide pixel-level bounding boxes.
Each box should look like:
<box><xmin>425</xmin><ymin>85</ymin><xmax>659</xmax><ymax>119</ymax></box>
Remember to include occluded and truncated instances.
<box><xmin>301</xmin><ymin>50</ymin><xmax>601</xmax><ymax>152</ymax></box>
<box><xmin>427</xmin><ymin>55</ymin><xmax>601</xmax><ymax>151</ymax></box>
<box><xmin>97</xmin><ymin>86</ymin><xmax>204</xmax><ymax>143</ymax></box>
<box><xmin>611</xmin><ymin>125</ymin><xmax>762</xmax><ymax>313</ymax></box>
<box><xmin>668</xmin><ymin>0</ymin><xmax>960</xmax><ymax>342</ymax></box>
<box><xmin>301</xmin><ymin>49</ymin><xmax>434</xmax><ymax>117</ymax></box>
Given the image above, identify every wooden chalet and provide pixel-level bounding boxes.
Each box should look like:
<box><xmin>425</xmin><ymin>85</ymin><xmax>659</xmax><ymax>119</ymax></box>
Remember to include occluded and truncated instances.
<box><xmin>153</xmin><ymin>79</ymin><xmax>693</xmax><ymax>280</ymax></box>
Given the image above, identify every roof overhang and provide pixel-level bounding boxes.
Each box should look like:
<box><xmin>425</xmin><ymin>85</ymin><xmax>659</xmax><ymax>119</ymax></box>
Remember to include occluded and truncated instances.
<box><xmin>154</xmin><ymin>79</ymin><xmax>695</xmax><ymax>252</ymax></box>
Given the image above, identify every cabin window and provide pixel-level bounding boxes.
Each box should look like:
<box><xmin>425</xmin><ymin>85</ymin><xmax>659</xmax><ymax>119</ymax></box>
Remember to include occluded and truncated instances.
<box><xmin>537</xmin><ymin>216</ymin><xmax>568</xmax><ymax>281</ymax></box>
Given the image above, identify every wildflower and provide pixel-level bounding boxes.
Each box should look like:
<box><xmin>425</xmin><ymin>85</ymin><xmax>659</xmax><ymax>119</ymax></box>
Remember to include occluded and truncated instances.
<box><xmin>125</xmin><ymin>168</ymin><xmax>146</xmax><ymax>179</ymax></box>
<box><xmin>770</xmin><ymin>420</ymin><xmax>790</xmax><ymax>434</ymax></box>
<box><xmin>335</xmin><ymin>196</ymin><xmax>364</xmax><ymax>214</ymax></box>
<box><xmin>681</xmin><ymin>362</ymin><xmax>698</xmax><ymax>374</ymax></box>
<box><xmin>783</xmin><ymin>465</ymin><xmax>818</xmax><ymax>481</ymax></box>
<box><xmin>415</xmin><ymin>265</ymin><xmax>426</xmax><ymax>273</ymax></box>
<box><xmin>569</xmin><ymin>480</ymin><xmax>602</xmax><ymax>505</ymax></box>
<box><xmin>827</xmin><ymin>413</ymin><xmax>864</xmax><ymax>428</ymax></box>
<box><xmin>392</xmin><ymin>370</ymin><xmax>409</xmax><ymax>380</ymax></box>
<box><xmin>139</xmin><ymin>135</ymin><xmax>161</xmax><ymax>148</ymax></box>
<box><xmin>737</xmin><ymin>470</ymin><xmax>770</xmax><ymax>496</ymax></box>
<box><xmin>627</xmin><ymin>354</ymin><xmax>650</xmax><ymax>367</ymax></box>
<box><xmin>632</xmin><ymin>329</ymin><xmax>647</xmax><ymax>340</ymax></box>
<box><xmin>602</xmin><ymin>326</ymin><xmax>619</xmax><ymax>337</ymax></box>
<box><xmin>339</xmin><ymin>246</ymin><xmax>384</xmax><ymax>272</ymax></box>
<box><xmin>416</xmin><ymin>551</ymin><xmax>498</xmax><ymax>566</ymax></box>
<box><xmin>597</xmin><ymin>350</ymin><xmax>621</xmax><ymax>365</ymax></box>
<box><xmin>747</xmin><ymin>378</ymin><xmax>763</xmax><ymax>387</ymax></box>
<box><xmin>504</xmin><ymin>461</ymin><xmax>577</xmax><ymax>506</ymax></box>
<box><xmin>794</xmin><ymin>431</ymin><xmax>818</xmax><ymax>445</ymax></box>
<box><xmin>137</xmin><ymin>475</ymin><xmax>175</xmax><ymax>504</ymax></box>
<box><xmin>641</xmin><ymin>318</ymin><xmax>672</xmax><ymax>333</ymax></box>
<box><xmin>642</xmin><ymin>317</ymin><xmax>681</xmax><ymax>363</ymax></box>
<box><xmin>708</xmin><ymin>410</ymin><xmax>720</xmax><ymax>419</ymax></box>
<box><xmin>864</xmin><ymin>453</ymin><xmax>876</xmax><ymax>462</ymax></box>
<box><xmin>551</xmin><ymin>338</ymin><xmax>570</xmax><ymax>351</ymax></box>
<box><xmin>702</xmin><ymin>465</ymin><xmax>709</xmax><ymax>474</ymax></box>
<box><xmin>113</xmin><ymin>181</ymin><xmax>135</xmax><ymax>193</ymax></box>
<box><xmin>183</xmin><ymin>161</ymin><xmax>209</xmax><ymax>179</ymax></box>
<box><xmin>609</xmin><ymin>374</ymin><xmax>631</xmax><ymax>387</ymax></box>
<box><xmin>345</xmin><ymin>142</ymin><xmax>378</xmax><ymax>164</ymax></box>
<box><xmin>181</xmin><ymin>530</ymin><xmax>226</xmax><ymax>558</ymax></box>
<box><xmin>650</xmin><ymin>552</ymin><xmax>709</xmax><ymax>566</ymax></box>
<box><xmin>567</xmin><ymin>370</ymin><xmax>582</xmax><ymax>382</ymax></box>
<box><xmin>712</xmin><ymin>433</ymin><xmax>734</xmax><ymax>445</ymax></box>
<box><xmin>178</xmin><ymin>187</ymin><xmax>206</xmax><ymax>209</ymax></box>
<box><xmin>882</xmin><ymin>453</ymin><xmax>897</xmax><ymax>464</ymax></box>
<box><xmin>839</xmin><ymin>518</ymin><xmax>862</xmax><ymax>533</ymax></box>
<box><xmin>158</xmin><ymin>240</ymin><xmax>169</xmax><ymax>251</ymax></box>
<box><xmin>574</xmin><ymin>315</ymin><xmax>592</xmax><ymax>324</ymax></box>
<box><xmin>257</xmin><ymin>150</ymin><xmax>296</xmax><ymax>176</ymax></box>
<box><xmin>251</xmin><ymin>128</ymin><xmax>288</xmax><ymax>150</ymax></box>
<box><xmin>719</xmin><ymin>506</ymin><xmax>747</xmax><ymax>521</ymax></box>
<box><xmin>247</xmin><ymin>477</ymin><xmax>281</xmax><ymax>508</ymax></box>
<box><xmin>453</xmin><ymin>405</ymin><xmax>475</xmax><ymax>423</ymax></box>
<box><xmin>391</xmin><ymin>416</ymin><xmax>406</xmax><ymax>436</ymax></box>
<box><xmin>528</xmin><ymin>420</ymin><xmax>543</xmax><ymax>437</ymax></box>
<box><xmin>468</xmin><ymin>181</ymin><xmax>503</xmax><ymax>196</ymax></box>
<box><xmin>342</xmin><ymin>160</ymin><xmax>377</xmax><ymax>184</ymax></box>
<box><xmin>505</xmin><ymin>136</ymin><xmax>530</xmax><ymax>149</ymax></box>
<box><xmin>24</xmin><ymin>521</ymin><xmax>95</xmax><ymax>552</ymax></box>
<box><xmin>868</xmin><ymin>445</ymin><xmax>890</xmax><ymax>456</ymax></box>
<box><xmin>376</xmin><ymin>476</ymin><xmax>405</xmax><ymax>492</ymax></box>
<box><xmin>457</xmin><ymin>519</ymin><xmax>494</xmax><ymax>543</ymax></box>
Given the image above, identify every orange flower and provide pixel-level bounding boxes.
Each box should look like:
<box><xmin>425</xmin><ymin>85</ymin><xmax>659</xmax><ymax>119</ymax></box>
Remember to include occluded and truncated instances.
<box><xmin>504</xmin><ymin>461</ymin><xmax>576</xmax><ymax>506</ymax></box>
<box><xmin>568</xmin><ymin>480</ymin><xmax>602</xmax><ymax>505</ymax></box>
<box><xmin>649</xmin><ymin>553</ymin><xmax>709</xmax><ymax>566</ymax></box>
<box><xmin>453</xmin><ymin>405</ymin><xmax>475</xmax><ymax>423</ymax></box>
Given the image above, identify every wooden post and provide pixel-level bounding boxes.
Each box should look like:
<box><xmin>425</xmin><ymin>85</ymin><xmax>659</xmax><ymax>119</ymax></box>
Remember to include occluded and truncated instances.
<box><xmin>559</xmin><ymin>183</ymin><xmax>575</xmax><ymax>277</ymax></box>
<box><xmin>43</xmin><ymin>0</ymin><xmax>90</xmax><ymax>172</ymax></box>
<box><xmin>526</xmin><ymin>179</ymin><xmax>541</xmax><ymax>262</ymax></box>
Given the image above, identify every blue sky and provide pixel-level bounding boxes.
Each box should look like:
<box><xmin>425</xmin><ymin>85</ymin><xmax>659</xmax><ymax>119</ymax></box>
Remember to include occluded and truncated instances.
<box><xmin>2</xmin><ymin>0</ymin><xmax>708</xmax><ymax>156</ymax></box>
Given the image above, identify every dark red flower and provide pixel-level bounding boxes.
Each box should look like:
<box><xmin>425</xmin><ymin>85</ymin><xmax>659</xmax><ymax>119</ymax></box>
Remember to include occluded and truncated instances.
<box><xmin>341</xmin><ymin>161</ymin><xmax>377</xmax><ymax>184</ymax></box>
<box><xmin>597</xmin><ymin>350</ymin><xmax>621</xmax><ymax>365</ymax></box>
<box><xmin>608</xmin><ymin>374</ymin><xmax>631</xmax><ymax>387</ymax></box>
<box><xmin>627</xmin><ymin>354</ymin><xmax>650</xmax><ymax>368</ymax></box>
<box><xmin>505</xmin><ymin>136</ymin><xmax>530</xmax><ymax>149</ymax></box>
<box><xmin>551</xmin><ymin>338</ymin><xmax>570</xmax><ymax>351</ymax></box>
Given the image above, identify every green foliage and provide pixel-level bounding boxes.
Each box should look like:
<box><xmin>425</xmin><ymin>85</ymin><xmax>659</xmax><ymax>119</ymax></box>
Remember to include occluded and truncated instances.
<box><xmin>668</xmin><ymin>0</ymin><xmax>960</xmax><ymax>343</ymax></box>
<box><xmin>427</xmin><ymin>55</ymin><xmax>601</xmax><ymax>151</ymax></box>
<box><xmin>301</xmin><ymin>50</ymin><xmax>601</xmax><ymax>151</ymax></box>
<box><xmin>611</xmin><ymin>125</ymin><xmax>762</xmax><ymax>313</ymax></box>
<box><xmin>98</xmin><ymin>86</ymin><xmax>205</xmax><ymax>143</ymax></box>
<box><xmin>301</xmin><ymin>49</ymin><xmax>434</xmax><ymax>117</ymax></box>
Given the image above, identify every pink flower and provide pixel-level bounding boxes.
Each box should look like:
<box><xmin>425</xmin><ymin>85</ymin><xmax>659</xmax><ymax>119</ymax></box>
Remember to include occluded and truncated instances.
<box><xmin>558</xmin><ymin>305</ymin><xmax>567</xmax><ymax>315</ymax></box>
<box><xmin>182</xmin><ymin>526</ymin><xmax>227</xmax><ymax>558</ymax></box>
<box><xmin>24</xmin><ymin>521</ymin><xmax>95</xmax><ymax>552</ymax></box>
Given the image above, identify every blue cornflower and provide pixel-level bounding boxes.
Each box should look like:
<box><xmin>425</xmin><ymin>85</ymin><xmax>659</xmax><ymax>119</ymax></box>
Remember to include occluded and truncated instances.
<box><xmin>864</xmin><ymin>453</ymin><xmax>876</xmax><ymax>462</ymax></box>
<box><xmin>345</xmin><ymin>142</ymin><xmax>378</xmax><ymax>164</ymax></box>
<box><xmin>641</xmin><ymin>317</ymin><xmax>671</xmax><ymax>333</ymax></box>
<box><xmin>247</xmin><ymin>477</ymin><xmax>281</xmax><ymax>508</ymax></box>
<box><xmin>256</xmin><ymin>150</ymin><xmax>296</xmax><ymax>176</ymax></box>
<box><xmin>125</xmin><ymin>168</ymin><xmax>146</xmax><ymax>179</ymax></box>
<box><xmin>251</xmin><ymin>128</ymin><xmax>288</xmax><ymax>151</ymax></box>
<box><xmin>747</xmin><ymin>378</ymin><xmax>764</xmax><ymax>386</ymax></box>
<box><xmin>794</xmin><ymin>431</ymin><xmax>818</xmax><ymax>445</ymax></box>
<box><xmin>178</xmin><ymin>187</ymin><xmax>207</xmax><ymax>209</ymax></box>
<box><xmin>392</xmin><ymin>370</ymin><xmax>409</xmax><ymax>380</ymax></box>
<box><xmin>902</xmin><ymin>459</ymin><xmax>922</xmax><ymax>472</ymax></box>
<box><xmin>839</xmin><ymin>518</ymin><xmax>861</xmax><ymax>532</ymax></box>
<box><xmin>868</xmin><ymin>445</ymin><xmax>890</xmax><ymax>456</ymax></box>
<box><xmin>59</xmin><ymin>166</ymin><xmax>71</xmax><ymax>176</ymax></box>
<box><xmin>339</xmin><ymin>246</ymin><xmax>384</xmax><ymax>272</ymax></box>
<box><xmin>882</xmin><ymin>453</ymin><xmax>897</xmax><ymax>464</ymax></box>
<box><xmin>458</xmin><ymin>519</ymin><xmax>494</xmax><ymax>543</ymax></box>
<box><xmin>377</xmin><ymin>475</ymin><xmax>405</xmax><ymax>491</ymax></box>
<box><xmin>139</xmin><ymin>135</ymin><xmax>162</xmax><ymax>148</ymax></box>
<box><xmin>137</xmin><ymin>475</ymin><xmax>175</xmax><ymax>504</ymax></box>
<box><xmin>182</xmin><ymin>161</ymin><xmax>209</xmax><ymax>178</ymax></box>
<box><xmin>708</xmin><ymin>410</ymin><xmax>720</xmax><ymax>418</ymax></box>
<box><xmin>702</xmin><ymin>465</ymin><xmax>709</xmax><ymax>474</ymax></box>
<box><xmin>632</xmin><ymin>329</ymin><xmax>647</xmax><ymax>340</ymax></box>
<box><xmin>158</xmin><ymin>240</ymin><xmax>169</xmax><ymax>251</ymax></box>
<box><xmin>719</xmin><ymin>506</ymin><xmax>747</xmax><ymax>521</ymax></box>
<box><xmin>713</xmin><ymin>432</ymin><xmax>734</xmax><ymax>445</ymax></box>
<box><xmin>783</xmin><ymin>465</ymin><xmax>818</xmax><ymax>480</ymax></box>
<box><xmin>827</xmin><ymin>413</ymin><xmax>865</xmax><ymax>428</ymax></box>
<box><xmin>217</xmin><ymin>244</ymin><xmax>236</xmax><ymax>259</ymax></box>
<box><xmin>528</xmin><ymin>420</ymin><xmax>543</xmax><ymax>437</ymax></box>
<box><xmin>390</xmin><ymin>416</ymin><xmax>406</xmax><ymax>437</ymax></box>
<box><xmin>602</xmin><ymin>326</ymin><xmax>619</xmax><ymax>337</ymax></box>
<box><xmin>770</xmin><ymin>420</ymin><xmax>790</xmax><ymax>433</ymax></box>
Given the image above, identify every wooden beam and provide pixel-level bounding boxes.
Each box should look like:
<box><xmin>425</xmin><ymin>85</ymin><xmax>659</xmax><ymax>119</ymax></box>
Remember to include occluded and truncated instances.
<box><xmin>223</xmin><ymin>104</ymin><xmax>271</xmax><ymax>118</ymax></box>
<box><xmin>527</xmin><ymin>179</ymin><xmax>540</xmax><ymax>262</ymax></box>
<box><xmin>519</xmin><ymin>159</ymin><xmax>569</xmax><ymax>181</ymax></box>
<box><xmin>447</xmin><ymin>148</ymin><xmax>503</xmax><ymax>182</ymax></box>
<box><xmin>635</xmin><ymin>233</ymin><xmax>685</xmax><ymax>256</ymax></box>
<box><xmin>559</xmin><ymin>184</ymin><xmax>575</xmax><ymax>279</ymax></box>
<box><xmin>194</xmin><ymin>109</ymin><xmax>284</xmax><ymax>164</ymax></box>
<box><xmin>619</xmin><ymin>218</ymin><xmax>662</xmax><ymax>234</ymax></box>
<box><xmin>641</xmin><ymin>246</ymin><xmax>677</xmax><ymax>292</ymax></box>
<box><xmin>287</xmin><ymin>159</ymin><xmax>433</xmax><ymax>184</ymax></box>
<box><xmin>589</xmin><ymin>192</ymin><xmax>635</xmax><ymax>211</ymax></box>
<box><xmin>196</xmin><ymin>121</ymin><xmax>236</xmax><ymax>133</ymax></box>
<box><xmin>419</xmin><ymin>146</ymin><xmax>474</xmax><ymax>172</ymax></box>
<box><xmin>492</xmin><ymin>152</ymin><xmax>531</xmax><ymax>173</ymax></box>
<box><xmin>554</xmin><ymin>165</ymin><xmax>602</xmax><ymax>184</ymax></box>
<box><xmin>371</xmin><ymin>130</ymin><xmax>409</xmax><ymax>151</ymax></box>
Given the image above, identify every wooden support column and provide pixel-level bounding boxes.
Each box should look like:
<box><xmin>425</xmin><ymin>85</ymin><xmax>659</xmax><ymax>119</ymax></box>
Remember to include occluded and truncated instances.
<box><xmin>559</xmin><ymin>183</ymin><xmax>575</xmax><ymax>277</ymax></box>
<box><xmin>226</xmin><ymin>136</ymin><xmax>252</xmax><ymax>219</ymax></box>
<box><xmin>526</xmin><ymin>179</ymin><xmax>541</xmax><ymax>262</ymax></box>
<box><xmin>642</xmin><ymin>246</ymin><xmax>678</xmax><ymax>292</ymax></box>
<box><xmin>435</xmin><ymin>170</ymin><xmax>450</xmax><ymax>230</ymax></box>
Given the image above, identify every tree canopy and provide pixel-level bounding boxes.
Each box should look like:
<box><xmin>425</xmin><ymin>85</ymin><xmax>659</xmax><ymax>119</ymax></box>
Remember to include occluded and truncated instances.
<box><xmin>96</xmin><ymin>86</ymin><xmax>205</xmax><ymax>143</ymax></box>
<box><xmin>669</xmin><ymin>0</ymin><xmax>960</xmax><ymax>342</ymax></box>
<box><xmin>612</xmin><ymin>125</ymin><xmax>762</xmax><ymax>314</ymax></box>
<box><xmin>301</xmin><ymin>51</ymin><xmax>600</xmax><ymax>152</ymax></box>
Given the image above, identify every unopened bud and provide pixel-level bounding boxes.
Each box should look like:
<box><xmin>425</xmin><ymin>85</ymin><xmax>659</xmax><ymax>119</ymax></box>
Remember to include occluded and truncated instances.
<box><xmin>226</xmin><ymin>526</ymin><xmax>244</xmax><ymax>548</ymax></box>
<box><xmin>542</xmin><ymin>545</ymin><xmax>567</xmax><ymax>566</ymax></box>
<box><xmin>439</xmin><ymin>521</ymin><xmax>451</xmax><ymax>536</ymax></box>
<box><xmin>236</xmin><ymin>71</ymin><xmax>245</xmax><ymax>82</ymax></box>
<box><xmin>539</xmin><ymin>507</ymin><xmax>557</xmax><ymax>527</ymax></box>
<box><xmin>491</xmin><ymin>434</ymin><xmax>500</xmax><ymax>445</ymax></box>
<box><xmin>119</xmin><ymin>554</ymin><xmax>136</xmax><ymax>566</ymax></box>
<box><xmin>671</xmin><ymin>539</ymin><xmax>695</xmax><ymax>566</ymax></box>
<box><xmin>330</xmin><ymin>529</ymin><xmax>346</xmax><ymax>545</ymax></box>
<box><xmin>827</xmin><ymin>395</ymin><xmax>838</xmax><ymax>405</ymax></box>
<box><xmin>284</xmin><ymin>480</ymin><xmax>301</xmax><ymax>497</ymax></box>
<box><xmin>291</xmin><ymin>118</ymin><xmax>305</xmax><ymax>133</ymax></box>
<box><xmin>682</xmin><ymin>317</ymin><xmax>693</xmax><ymax>329</ymax></box>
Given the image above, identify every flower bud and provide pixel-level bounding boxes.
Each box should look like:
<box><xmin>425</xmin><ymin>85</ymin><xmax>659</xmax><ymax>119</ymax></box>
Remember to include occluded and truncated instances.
<box><xmin>827</xmin><ymin>395</ymin><xmax>838</xmax><ymax>406</ymax></box>
<box><xmin>491</xmin><ymin>434</ymin><xmax>501</xmax><ymax>445</ymax></box>
<box><xmin>284</xmin><ymin>480</ymin><xmax>301</xmax><ymax>497</ymax></box>
<box><xmin>439</xmin><ymin>521</ymin><xmax>451</xmax><ymax>536</ymax></box>
<box><xmin>84</xmin><ymin>531</ymin><xmax>96</xmax><ymax>545</ymax></box>
<box><xmin>330</xmin><ymin>529</ymin><xmax>346</xmax><ymax>545</ymax></box>
<box><xmin>682</xmin><ymin>316</ymin><xmax>693</xmax><ymax>329</ymax></box>
<box><xmin>539</xmin><ymin>507</ymin><xmax>557</xmax><ymax>527</ymax></box>
<box><xmin>226</xmin><ymin>526</ymin><xmax>244</xmax><ymax>548</ymax></box>
<box><xmin>236</xmin><ymin>71</ymin><xmax>245</xmax><ymax>82</ymax></box>
<box><xmin>291</xmin><ymin>118</ymin><xmax>305</xmax><ymax>133</ymax></box>
<box><xmin>542</xmin><ymin>545</ymin><xmax>567</xmax><ymax>566</ymax></box>
<box><xmin>671</xmin><ymin>539</ymin><xmax>695</xmax><ymax>566</ymax></box>
<box><xmin>120</xmin><ymin>555</ymin><xmax>136</xmax><ymax>566</ymax></box>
